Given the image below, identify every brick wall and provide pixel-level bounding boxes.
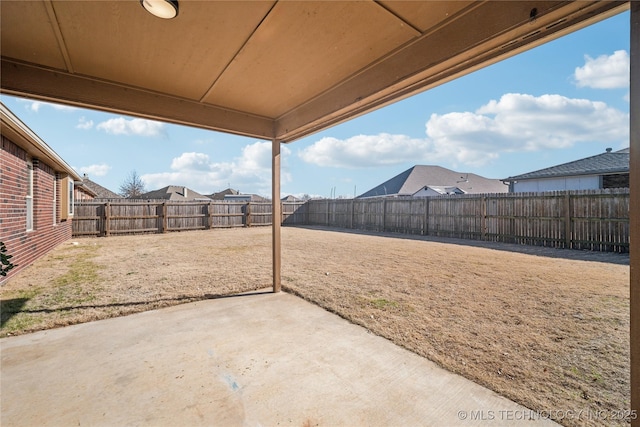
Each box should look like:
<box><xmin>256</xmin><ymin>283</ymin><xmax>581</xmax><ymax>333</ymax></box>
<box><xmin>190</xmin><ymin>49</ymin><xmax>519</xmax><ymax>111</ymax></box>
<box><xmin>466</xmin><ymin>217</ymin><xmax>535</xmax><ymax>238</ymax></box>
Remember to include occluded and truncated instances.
<box><xmin>1</xmin><ymin>136</ymin><xmax>72</xmax><ymax>284</ymax></box>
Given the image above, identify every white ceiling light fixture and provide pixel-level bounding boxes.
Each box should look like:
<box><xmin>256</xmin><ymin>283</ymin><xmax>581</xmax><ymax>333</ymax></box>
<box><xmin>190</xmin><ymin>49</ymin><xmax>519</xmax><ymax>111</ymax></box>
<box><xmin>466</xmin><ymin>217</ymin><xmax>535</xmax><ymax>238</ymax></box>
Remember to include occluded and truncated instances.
<box><xmin>140</xmin><ymin>0</ymin><xmax>179</xmax><ymax>19</ymax></box>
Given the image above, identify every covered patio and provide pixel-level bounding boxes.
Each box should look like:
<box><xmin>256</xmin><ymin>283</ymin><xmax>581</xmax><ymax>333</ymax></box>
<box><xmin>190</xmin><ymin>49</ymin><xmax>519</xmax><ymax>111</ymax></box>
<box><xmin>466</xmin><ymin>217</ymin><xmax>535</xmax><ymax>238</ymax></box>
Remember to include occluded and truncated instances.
<box><xmin>1</xmin><ymin>289</ymin><xmax>560</xmax><ymax>426</ymax></box>
<box><xmin>1</xmin><ymin>0</ymin><xmax>637</xmax><ymax>424</ymax></box>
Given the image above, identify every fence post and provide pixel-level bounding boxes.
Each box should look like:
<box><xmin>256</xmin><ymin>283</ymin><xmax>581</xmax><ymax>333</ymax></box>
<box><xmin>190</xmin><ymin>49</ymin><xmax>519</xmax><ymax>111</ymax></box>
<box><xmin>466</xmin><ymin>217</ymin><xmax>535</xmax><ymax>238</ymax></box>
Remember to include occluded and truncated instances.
<box><xmin>564</xmin><ymin>193</ymin><xmax>572</xmax><ymax>249</ymax></box>
<box><xmin>104</xmin><ymin>202</ymin><xmax>110</xmax><ymax>237</ymax></box>
<box><xmin>481</xmin><ymin>196</ymin><xmax>487</xmax><ymax>241</ymax></box>
<box><xmin>161</xmin><ymin>202</ymin><xmax>168</xmax><ymax>233</ymax></box>
<box><xmin>382</xmin><ymin>198</ymin><xmax>387</xmax><ymax>232</ymax></box>
<box><xmin>156</xmin><ymin>203</ymin><xmax>162</xmax><ymax>233</ymax></box>
<box><xmin>207</xmin><ymin>202</ymin><xmax>213</xmax><ymax>229</ymax></box>
<box><xmin>246</xmin><ymin>202</ymin><xmax>252</xmax><ymax>227</ymax></box>
<box><xmin>350</xmin><ymin>199</ymin><xmax>355</xmax><ymax>229</ymax></box>
<box><xmin>326</xmin><ymin>199</ymin><xmax>330</xmax><ymax>226</ymax></box>
<box><xmin>423</xmin><ymin>198</ymin><xmax>429</xmax><ymax>236</ymax></box>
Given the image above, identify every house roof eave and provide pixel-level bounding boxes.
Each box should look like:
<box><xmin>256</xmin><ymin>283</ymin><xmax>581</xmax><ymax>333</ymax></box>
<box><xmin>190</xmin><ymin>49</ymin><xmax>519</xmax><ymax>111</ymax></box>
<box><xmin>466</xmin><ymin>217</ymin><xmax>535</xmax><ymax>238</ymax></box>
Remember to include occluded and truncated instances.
<box><xmin>504</xmin><ymin>168</ymin><xmax>629</xmax><ymax>182</ymax></box>
<box><xmin>1</xmin><ymin>102</ymin><xmax>82</xmax><ymax>181</ymax></box>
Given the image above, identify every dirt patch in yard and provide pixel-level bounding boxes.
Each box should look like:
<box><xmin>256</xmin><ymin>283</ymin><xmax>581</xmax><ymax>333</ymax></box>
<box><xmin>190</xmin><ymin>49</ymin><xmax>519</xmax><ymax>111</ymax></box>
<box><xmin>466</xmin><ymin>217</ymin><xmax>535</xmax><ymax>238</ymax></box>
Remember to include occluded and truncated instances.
<box><xmin>0</xmin><ymin>226</ymin><xmax>630</xmax><ymax>427</ymax></box>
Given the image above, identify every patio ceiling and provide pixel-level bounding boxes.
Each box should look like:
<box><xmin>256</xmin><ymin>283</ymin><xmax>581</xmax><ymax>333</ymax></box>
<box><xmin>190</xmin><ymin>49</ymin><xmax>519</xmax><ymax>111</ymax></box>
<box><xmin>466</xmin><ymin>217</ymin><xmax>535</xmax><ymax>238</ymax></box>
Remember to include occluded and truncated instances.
<box><xmin>0</xmin><ymin>0</ymin><xmax>628</xmax><ymax>143</ymax></box>
<box><xmin>2</xmin><ymin>2</ymin><xmax>638</xmax><ymax>418</ymax></box>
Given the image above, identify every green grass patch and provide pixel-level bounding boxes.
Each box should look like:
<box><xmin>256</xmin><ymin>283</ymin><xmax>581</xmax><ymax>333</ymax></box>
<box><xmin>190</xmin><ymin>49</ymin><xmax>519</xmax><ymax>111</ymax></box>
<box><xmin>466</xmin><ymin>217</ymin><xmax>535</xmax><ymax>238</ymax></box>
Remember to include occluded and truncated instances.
<box><xmin>51</xmin><ymin>247</ymin><xmax>101</xmax><ymax>288</ymax></box>
<box><xmin>1</xmin><ymin>313</ymin><xmax>41</xmax><ymax>336</ymax></box>
<box><xmin>1</xmin><ymin>244</ymin><xmax>104</xmax><ymax>336</ymax></box>
<box><xmin>1</xmin><ymin>287</ymin><xmax>42</xmax><ymax>333</ymax></box>
<box><xmin>370</xmin><ymin>298</ymin><xmax>399</xmax><ymax>310</ymax></box>
<box><xmin>43</xmin><ymin>254</ymin><xmax>102</xmax><ymax>306</ymax></box>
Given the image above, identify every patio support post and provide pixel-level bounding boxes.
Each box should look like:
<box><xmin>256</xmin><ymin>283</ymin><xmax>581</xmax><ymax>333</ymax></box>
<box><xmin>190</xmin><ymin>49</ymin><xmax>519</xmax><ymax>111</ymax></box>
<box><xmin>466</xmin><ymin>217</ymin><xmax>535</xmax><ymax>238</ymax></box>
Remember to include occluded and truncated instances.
<box><xmin>272</xmin><ymin>139</ymin><xmax>281</xmax><ymax>293</ymax></box>
<box><xmin>630</xmin><ymin>3</ymin><xmax>639</xmax><ymax>425</ymax></box>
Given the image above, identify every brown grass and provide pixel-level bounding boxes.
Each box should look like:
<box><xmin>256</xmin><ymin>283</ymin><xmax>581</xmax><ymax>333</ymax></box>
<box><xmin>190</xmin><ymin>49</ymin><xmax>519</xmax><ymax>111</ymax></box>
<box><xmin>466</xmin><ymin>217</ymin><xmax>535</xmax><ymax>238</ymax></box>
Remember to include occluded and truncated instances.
<box><xmin>0</xmin><ymin>226</ymin><xmax>630</xmax><ymax>427</ymax></box>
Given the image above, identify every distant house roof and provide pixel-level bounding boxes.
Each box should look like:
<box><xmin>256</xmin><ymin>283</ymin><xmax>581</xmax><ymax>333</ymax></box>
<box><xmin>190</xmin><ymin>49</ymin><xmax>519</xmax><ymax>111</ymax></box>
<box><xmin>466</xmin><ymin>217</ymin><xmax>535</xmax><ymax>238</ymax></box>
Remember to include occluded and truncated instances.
<box><xmin>358</xmin><ymin>165</ymin><xmax>507</xmax><ymax>198</ymax></box>
<box><xmin>81</xmin><ymin>174</ymin><xmax>121</xmax><ymax>199</ymax></box>
<box><xmin>281</xmin><ymin>195</ymin><xmax>301</xmax><ymax>202</ymax></box>
<box><xmin>207</xmin><ymin>188</ymin><xmax>239</xmax><ymax>200</ymax></box>
<box><xmin>248</xmin><ymin>194</ymin><xmax>269</xmax><ymax>202</ymax></box>
<box><xmin>135</xmin><ymin>186</ymin><xmax>211</xmax><ymax>201</ymax></box>
<box><xmin>503</xmin><ymin>148</ymin><xmax>629</xmax><ymax>182</ymax></box>
<box><xmin>223</xmin><ymin>193</ymin><xmax>269</xmax><ymax>202</ymax></box>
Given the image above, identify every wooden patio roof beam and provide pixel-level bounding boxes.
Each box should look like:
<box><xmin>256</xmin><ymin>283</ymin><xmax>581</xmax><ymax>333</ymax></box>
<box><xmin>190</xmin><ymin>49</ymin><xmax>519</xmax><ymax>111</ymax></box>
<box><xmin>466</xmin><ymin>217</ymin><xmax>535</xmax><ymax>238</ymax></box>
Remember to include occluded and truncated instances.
<box><xmin>0</xmin><ymin>59</ymin><xmax>276</xmax><ymax>141</ymax></box>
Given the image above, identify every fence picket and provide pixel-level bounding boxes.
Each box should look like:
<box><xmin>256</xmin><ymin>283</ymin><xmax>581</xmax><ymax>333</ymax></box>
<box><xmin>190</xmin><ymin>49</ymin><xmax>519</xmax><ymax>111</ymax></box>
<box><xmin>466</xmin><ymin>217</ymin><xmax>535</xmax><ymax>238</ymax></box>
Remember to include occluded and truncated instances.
<box><xmin>296</xmin><ymin>190</ymin><xmax>628</xmax><ymax>253</ymax></box>
<box><xmin>73</xmin><ymin>190</ymin><xmax>629</xmax><ymax>253</ymax></box>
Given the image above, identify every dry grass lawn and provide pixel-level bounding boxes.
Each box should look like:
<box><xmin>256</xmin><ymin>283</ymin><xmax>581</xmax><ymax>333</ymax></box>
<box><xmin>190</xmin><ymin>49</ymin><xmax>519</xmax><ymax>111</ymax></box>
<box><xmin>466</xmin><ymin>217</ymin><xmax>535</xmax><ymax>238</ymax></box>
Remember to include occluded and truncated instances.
<box><xmin>0</xmin><ymin>226</ymin><xmax>630</xmax><ymax>426</ymax></box>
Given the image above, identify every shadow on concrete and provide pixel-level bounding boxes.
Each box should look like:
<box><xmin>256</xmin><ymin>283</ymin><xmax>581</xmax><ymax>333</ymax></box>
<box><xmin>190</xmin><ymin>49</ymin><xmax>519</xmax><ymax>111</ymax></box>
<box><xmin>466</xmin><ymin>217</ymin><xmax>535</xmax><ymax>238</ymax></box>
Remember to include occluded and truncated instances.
<box><xmin>287</xmin><ymin>225</ymin><xmax>630</xmax><ymax>266</ymax></box>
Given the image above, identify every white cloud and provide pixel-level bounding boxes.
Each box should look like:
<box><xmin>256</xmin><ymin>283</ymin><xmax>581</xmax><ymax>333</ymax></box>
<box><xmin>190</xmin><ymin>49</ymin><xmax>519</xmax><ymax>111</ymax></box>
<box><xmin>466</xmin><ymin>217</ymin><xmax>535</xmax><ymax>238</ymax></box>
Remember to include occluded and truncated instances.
<box><xmin>76</xmin><ymin>116</ymin><xmax>94</xmax><ymax>130</ymax></box>
<box><xmin>170</xmin><ymin>152</ymin><xmax>213</xmax><ymax>171</ymax></box>
<box><xmin>299</xmin><ymin>93</ymin><xmax>628</xmax><ymax>168</ymax></box>
<box><xmin>429</xmin><ymin>93</ymin><xmax>628</xmax><ymax>166</ymax></box>
<box><xmin>77</xmin><ymin>164</ymin><xmax>111</xmax><ymax>177</ymax></box>
<box><xmin>299</xmin><ymin>134</ymin><xmax>432</xmax><ymax>168</ymax></box>
<box><xmin>142</xmin><ymin>141</ymin><xmax>291</xmax><ymax>196</ymax></box>
<box><xmin>236</xmin><ymin>139</ymin><xmax>275</xmax><ymax>172</ymax></box>
<box><xmin>96</xmin><ymin>117</ymin><xmax>165</xmax><ymax>137</ymax></box>
<box><xmin>574</xmin><ymin>50</ymin><xmax>629</xmax><ymax>89</ymax></box>
<box><xmin>18</xmin><ymin>99</ymin><xmax>77</xmax><ymax>112</ymax></box>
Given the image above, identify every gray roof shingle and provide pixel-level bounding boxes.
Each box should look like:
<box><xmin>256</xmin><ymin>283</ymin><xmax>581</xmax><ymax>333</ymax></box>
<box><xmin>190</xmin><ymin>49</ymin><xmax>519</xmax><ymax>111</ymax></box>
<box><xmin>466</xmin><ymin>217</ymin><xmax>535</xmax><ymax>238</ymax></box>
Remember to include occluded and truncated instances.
<box><xmin>503</xmin><ymin>148</ymin><xmax>629</xmax><ymax>181</ymax></box>
<box><xmin>207</xmin><ymin>188</ymin><xmax>239</xmax><ymax>200</ymax></box>
<box><xmin>358</xmin><ymin>165</ymin><xmax>507</xmax><ymax>198</ymax></box>
<box><xmin>81</xmin><ymin>175</ymin><xmax>121</xmax><ymax>199</ymax></box>
<box><xmin>135</xmin><ymin>186</ymin><xmax>210</xmax><ymax>201</ymax></box>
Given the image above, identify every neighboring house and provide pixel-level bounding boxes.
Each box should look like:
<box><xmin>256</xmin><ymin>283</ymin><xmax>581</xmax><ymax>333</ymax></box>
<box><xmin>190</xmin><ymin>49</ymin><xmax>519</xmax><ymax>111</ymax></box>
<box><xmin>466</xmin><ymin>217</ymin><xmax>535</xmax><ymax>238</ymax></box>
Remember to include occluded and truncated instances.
<box><xmin>281</xmin><ymin>195</ymin><xmax>302</xmax><ymax>202</ymax></box>
<box><xmin>412</xmin><ymin>185</ymin><xmax>465</xmax><ymax>197</ymax></box>
<box><xmin>502</xmin><ymin>148</ymin><xmax>629</xmax><ymax>193</ymax></box>
<box><xmin>208</xmin><ymin>188</ymin><xmax>239</xmax><ymax>200</ymax></box>
<box><xmin>358</xmin><ymin>165</ymin><xmax>507</xmax><ymax>198</ymax></box>
<box><xmin>223</xmin><ymin>193</ymin><xmax>269</xmax><ymax>202</ymax></box>
<box><xmin>74</xmin><ymin>183</ymin><xmax>97</xmax><ymax>201</ymax></box>
<box><xmin>81</xmin><ymin>174</ymin><xmax>122</xmax><ymax>200</ymax></box>
<box><xmin>1</xmin><ymin>103</ymin><xmax>91</xmax><ymax>283</ymax></box>
<box><xmin>133</xmin><ymin>186</ymin><xmax>211</xmax><ymax>201</ymax></box>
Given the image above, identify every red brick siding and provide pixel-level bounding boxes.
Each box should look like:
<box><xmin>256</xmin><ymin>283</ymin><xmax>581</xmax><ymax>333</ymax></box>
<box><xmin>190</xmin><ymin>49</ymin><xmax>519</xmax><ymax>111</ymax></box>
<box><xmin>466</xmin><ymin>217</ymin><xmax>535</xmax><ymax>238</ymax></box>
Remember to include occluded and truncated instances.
<box><xmin>1</xmin><ymin>136</ymin><xmax>72</xmax><ymax>284</ymax></box>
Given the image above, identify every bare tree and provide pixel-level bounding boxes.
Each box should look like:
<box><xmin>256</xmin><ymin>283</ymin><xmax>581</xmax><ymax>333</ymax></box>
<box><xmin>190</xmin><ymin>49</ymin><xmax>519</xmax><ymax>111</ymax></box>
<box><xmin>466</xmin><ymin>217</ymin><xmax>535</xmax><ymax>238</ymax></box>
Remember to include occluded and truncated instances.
<box><xmin>119</xmin><ymin>170</ymin><xmax>146</xmax><ymax>198</ymax></box>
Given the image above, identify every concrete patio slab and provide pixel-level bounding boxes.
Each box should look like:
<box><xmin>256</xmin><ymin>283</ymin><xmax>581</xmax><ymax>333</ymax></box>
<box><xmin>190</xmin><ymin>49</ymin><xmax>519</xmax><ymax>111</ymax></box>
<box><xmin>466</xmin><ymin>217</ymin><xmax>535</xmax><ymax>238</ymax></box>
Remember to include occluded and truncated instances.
<box><xmin>1</xmin><ymin>290</ymin><xmax>558</xmax><ymax>426</ymax></box>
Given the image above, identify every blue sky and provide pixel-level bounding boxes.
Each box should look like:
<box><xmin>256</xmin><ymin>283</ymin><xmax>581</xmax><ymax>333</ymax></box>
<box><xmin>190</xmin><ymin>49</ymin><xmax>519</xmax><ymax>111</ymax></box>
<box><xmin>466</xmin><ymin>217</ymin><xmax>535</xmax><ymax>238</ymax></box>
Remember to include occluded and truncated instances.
<box><xmin>1</xmin><ymin>10</ymin><xmax>630</xmax><ymax>199</ymax></box>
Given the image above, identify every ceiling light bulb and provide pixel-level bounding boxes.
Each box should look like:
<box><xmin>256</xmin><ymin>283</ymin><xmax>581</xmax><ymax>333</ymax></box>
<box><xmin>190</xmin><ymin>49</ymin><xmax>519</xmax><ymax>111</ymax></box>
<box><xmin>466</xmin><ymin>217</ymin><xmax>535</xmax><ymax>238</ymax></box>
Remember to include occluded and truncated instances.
<box><xmin>141</xmin><ymin>0</ymin><xmax>178</xmax><ymax>19</ymax></box>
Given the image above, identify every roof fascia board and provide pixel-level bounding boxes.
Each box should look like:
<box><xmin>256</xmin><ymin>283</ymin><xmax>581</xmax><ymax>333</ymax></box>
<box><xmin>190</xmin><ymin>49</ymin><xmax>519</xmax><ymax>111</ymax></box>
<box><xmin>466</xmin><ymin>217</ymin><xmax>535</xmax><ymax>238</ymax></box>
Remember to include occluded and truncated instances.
<box><xmin>0</xmin><ymin>59</ymin><xmax>276</xmax><ymax>140</ymax></box>
<box><xmin>505</xmin><ymin>170</ymin><xmax>629</xmax><ymax>182</ymax></box>
<box><xmin>275</xmin><ymin>1</ymin><xmax>629</xmax><ymax>142</ymax></box>
<box><xmin>0</xmin><ymin>102</ymin><xmax>81</xmax><ymax>180</ymax></box>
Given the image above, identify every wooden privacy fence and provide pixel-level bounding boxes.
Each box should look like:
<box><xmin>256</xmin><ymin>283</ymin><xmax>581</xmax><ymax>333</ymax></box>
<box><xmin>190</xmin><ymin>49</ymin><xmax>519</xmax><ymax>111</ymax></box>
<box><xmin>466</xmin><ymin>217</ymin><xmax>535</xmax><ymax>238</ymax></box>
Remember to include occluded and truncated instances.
<box><xmin>74</xmin><ymin>190</ymin><xmax>629</xmax><ymax>253</ymax></box>
<box><xmin>288</xmin><ymin>189</ymin><xmax>629</xmax><ymax>253</ymax></box>
<box><xmin>73</xmin><ymin>200</ymin><xmax>302</xmax><ymax>237</ymax></box>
